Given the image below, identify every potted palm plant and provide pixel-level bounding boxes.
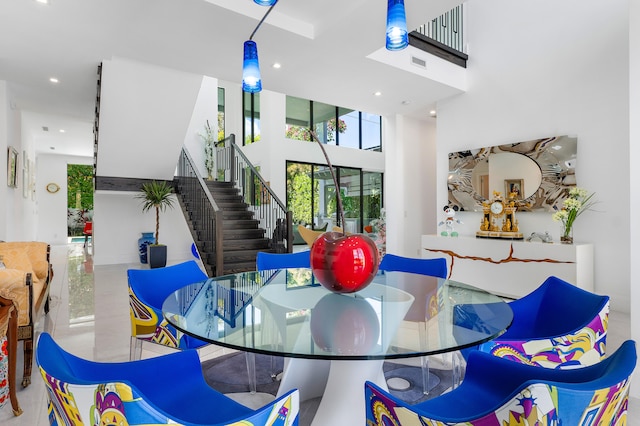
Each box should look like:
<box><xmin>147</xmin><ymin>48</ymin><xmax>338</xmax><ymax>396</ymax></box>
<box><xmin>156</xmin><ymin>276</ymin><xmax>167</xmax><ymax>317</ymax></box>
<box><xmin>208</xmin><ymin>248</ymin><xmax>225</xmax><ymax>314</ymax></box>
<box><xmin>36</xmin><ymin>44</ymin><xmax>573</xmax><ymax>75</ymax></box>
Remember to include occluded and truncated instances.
<box><xmin>136</xmin><ymin>180</ymin><xmax>175</xmax><ymax>268</ymax></box>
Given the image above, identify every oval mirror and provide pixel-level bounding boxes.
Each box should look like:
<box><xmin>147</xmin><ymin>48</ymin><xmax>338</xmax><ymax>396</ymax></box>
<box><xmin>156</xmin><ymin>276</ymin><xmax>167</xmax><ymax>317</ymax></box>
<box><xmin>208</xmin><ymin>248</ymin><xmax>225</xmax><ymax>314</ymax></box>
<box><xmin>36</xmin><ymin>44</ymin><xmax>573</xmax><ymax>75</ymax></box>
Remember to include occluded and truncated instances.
<box><xmin>447</xmin><ymin>135</ymin><xmax>577</xmax><ymax>212</ymax></box>
<box><xmin>470</xmin><ymin>152</ymin><xmax>541</xmax><ymax>200</ymax></box>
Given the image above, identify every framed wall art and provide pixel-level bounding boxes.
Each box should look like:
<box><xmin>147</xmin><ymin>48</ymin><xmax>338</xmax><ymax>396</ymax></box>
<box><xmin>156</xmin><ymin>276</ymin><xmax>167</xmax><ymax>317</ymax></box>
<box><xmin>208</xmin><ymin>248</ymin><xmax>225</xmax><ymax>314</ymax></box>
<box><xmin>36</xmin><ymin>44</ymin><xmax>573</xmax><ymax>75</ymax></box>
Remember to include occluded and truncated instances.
<box><xmin>505</xmin><ymin>178</ymin><xmax>524</xmax><ymax>200</ymax></box>
<box><xmin>7</xmin><ymin>146</ymin><xmax>18</xmax><ymax>188</ymax></box>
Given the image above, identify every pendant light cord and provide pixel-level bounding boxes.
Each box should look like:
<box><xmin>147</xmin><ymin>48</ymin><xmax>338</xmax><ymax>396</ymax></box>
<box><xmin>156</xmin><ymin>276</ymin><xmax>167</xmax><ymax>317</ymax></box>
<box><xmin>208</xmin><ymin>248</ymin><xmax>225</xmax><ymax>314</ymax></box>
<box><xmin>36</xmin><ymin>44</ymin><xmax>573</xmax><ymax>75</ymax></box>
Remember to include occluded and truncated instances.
<box><xmin>249</xmin><ymin>1</ymin><xmax>278</xmax><ymax>40</ymax></box>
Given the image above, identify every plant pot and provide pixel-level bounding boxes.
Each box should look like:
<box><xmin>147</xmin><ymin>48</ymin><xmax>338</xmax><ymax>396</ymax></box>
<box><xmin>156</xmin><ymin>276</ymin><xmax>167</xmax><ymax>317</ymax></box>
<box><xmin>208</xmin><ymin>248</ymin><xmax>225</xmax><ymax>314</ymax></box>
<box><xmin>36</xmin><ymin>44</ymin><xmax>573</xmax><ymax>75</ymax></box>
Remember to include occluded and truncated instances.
<box><xmin>148</xmin><ymin>245</ymin><xmax>167</xmax><ymax>269</ymax></box>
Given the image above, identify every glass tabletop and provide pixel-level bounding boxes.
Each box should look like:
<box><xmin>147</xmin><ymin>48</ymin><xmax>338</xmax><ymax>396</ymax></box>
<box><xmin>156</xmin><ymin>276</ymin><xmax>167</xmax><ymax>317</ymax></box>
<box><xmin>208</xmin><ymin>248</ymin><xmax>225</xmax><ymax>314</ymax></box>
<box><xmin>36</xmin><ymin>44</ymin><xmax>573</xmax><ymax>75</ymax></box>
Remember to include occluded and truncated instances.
<box><xmin>162</xmin><ymin>268</ymin><xmax>513</xmax><ymax>360</ymax></box>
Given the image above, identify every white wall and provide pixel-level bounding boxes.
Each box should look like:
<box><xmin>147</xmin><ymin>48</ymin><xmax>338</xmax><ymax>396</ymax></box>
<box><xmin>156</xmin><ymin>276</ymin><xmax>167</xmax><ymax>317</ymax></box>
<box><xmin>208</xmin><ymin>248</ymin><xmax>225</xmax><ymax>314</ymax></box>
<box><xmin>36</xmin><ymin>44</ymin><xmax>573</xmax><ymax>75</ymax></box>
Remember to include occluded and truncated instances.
<box><xmin>184</xmin><ymin>76</ymin><xmax>218</xmax><ymax>178</ymax></box>
<box><xmin>0</xmin><ymin>81</ymin><xmax>8</xmax><ymax>241</ymax></box>
<box><xmin>384</xmin><ymin>115</ymin><xmax>438</xmax><ymax>258</ymax></box>
<box><xmin>93</xmin><ymin>191</ymin><xmax>194</xmax><ymax>265</ymax></box>
<box><xmin>1</xmin><ymin>83</ymin><xmax>40</xmax><ymax>242</ymax></box>
<box><xmin>92</xmin><ymin>59</ymin><xmax>216</xmax><ymax>266</ymax></box>
<box><xmin>628</xmin><ymin>0</ymin><xmax>639</xmax><ymax>399</ymax></box>
<box><xmin>436</xmin><ymin>0</ymin><xmax>630</xmax><ymax>313</ymax></box>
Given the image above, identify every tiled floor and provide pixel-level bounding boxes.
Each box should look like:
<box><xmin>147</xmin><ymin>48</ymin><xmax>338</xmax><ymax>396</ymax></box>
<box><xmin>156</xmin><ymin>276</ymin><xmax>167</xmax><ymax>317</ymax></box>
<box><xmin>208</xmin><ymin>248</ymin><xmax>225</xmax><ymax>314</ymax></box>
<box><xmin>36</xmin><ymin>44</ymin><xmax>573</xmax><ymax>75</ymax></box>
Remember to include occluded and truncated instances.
<box><xmin>1</xmin><ymin>243</ymin><xmax>637</xmax><ymax>424</ymax></box>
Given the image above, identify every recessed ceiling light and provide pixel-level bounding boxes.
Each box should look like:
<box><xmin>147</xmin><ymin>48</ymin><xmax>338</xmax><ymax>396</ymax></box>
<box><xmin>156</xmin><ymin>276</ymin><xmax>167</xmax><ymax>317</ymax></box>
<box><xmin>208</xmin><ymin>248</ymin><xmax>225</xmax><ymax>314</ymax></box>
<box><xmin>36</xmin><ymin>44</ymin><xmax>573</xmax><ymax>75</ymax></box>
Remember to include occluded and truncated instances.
<box><xmin>429</xmin><ymin>110</ymin><xmax>437</xmax><ymax>116</ymax></box>
<box><xmin>59</xmin><ymin>129</ymin><xmax>65</xmax><ymax>133</ymax></box>
<box><xmin>374</xmin><ymin>91</ymin><xmax>382</xmax><ymax>97</ymax></box>
<box><xmin>272</xmin><ymin>62</ymin><xmax>281</xmax><ymax>69</ymax></box>
<box><xmin>49</xmin><ymin>77</ymin><xmax>59</xmax><ymax>83</ymax></box>
<box><xmin>35</xmin><ymin>0</ymin><xmax>50</xmax><ymax>4</ymax></box>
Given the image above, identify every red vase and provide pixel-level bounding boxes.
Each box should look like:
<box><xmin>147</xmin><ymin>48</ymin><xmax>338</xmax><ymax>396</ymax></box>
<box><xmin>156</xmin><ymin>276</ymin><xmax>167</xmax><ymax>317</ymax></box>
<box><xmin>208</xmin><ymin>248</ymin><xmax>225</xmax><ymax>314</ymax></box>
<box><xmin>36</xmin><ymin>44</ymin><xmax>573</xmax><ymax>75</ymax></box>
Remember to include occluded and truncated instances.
<box><xmin>310</xmin><ymin>231</ymin><xmax>379</xmax><ymax>293</ymax></box>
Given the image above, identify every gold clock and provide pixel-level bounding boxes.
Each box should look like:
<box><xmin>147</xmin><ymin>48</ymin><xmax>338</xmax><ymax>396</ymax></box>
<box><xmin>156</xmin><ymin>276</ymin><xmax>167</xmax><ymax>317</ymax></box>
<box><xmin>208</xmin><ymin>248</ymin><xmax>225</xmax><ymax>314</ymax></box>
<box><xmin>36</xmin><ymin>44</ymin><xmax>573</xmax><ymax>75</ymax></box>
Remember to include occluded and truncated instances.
<box><xmin>490</xmin><ymin>200</ymin><xmax>505</xmax><ymax>217</ymax></box>
<box><xmin>46</xmin><ymin>182</ymin><xmax>60</xmax><ymax>194</ymax></box>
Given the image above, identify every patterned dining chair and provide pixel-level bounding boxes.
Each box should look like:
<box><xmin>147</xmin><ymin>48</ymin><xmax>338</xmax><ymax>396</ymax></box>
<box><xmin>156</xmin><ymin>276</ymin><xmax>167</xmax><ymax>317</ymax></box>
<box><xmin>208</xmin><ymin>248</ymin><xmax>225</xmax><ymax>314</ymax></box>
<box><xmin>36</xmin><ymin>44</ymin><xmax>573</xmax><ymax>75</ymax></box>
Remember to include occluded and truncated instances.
<box><xmin>36</xmin><ymin>333</ymin><xmax>300</xmax><ymax>426</ymax></box>
<box><xmin>468</xmin><ymin>275</ymin><xmax>610</xmax><ymax>369</ymax></box>
<box><xmin>128</xmin><ymin>260</ymin><xmax>260</xmax><ymax>394</ymax></box>
<box><xmin>378</xmin><ymin>254</ymin><xmax>449</xmax><ymax>394</ymax></box>
<box><xmin>365</xmin><ymin>339</ymin><xmax>636</xmax><ymax>425</ymax></box>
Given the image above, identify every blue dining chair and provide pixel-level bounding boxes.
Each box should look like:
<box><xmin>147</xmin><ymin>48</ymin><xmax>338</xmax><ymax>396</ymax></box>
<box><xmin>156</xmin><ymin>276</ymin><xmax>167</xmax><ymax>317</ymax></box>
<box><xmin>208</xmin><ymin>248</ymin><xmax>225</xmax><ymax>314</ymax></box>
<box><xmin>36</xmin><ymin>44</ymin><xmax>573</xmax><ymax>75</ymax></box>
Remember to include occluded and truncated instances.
<box><xmin>128</xmin><ymin>260</ymin><xmax>260</xmax><ymax>393</ymax></box>
<box><xmin>365</xmin><ymin>339</ymin><xmax>636</xmax><ymax>425</ymax></box>
<box><xmin>378</xmin><ymin>253</ymin><xmax>447</xmax><ymax>278</ymax></box>
<box><xmin>36</xmin><ymin>333</ymin><xmax>300</xmax><ymax>426</ymax></box>
<box><xmin>378</xmin><ymin>253</ymin><xmax>448</xmax><ymax>394</ymax></box>
<box><xmin>256</xmin><ymin>251</ymin><xmax>310</xmax><ymax>270</ymax></box>
<box><xmin>127</xmin><ymin>260</ymin><xmax>209</xmax><ymax>360</ymax></box>
<box><xmin>466</xmin><ymin>275</ymin><xmax>610</xmax><ymax>369</ymax></box>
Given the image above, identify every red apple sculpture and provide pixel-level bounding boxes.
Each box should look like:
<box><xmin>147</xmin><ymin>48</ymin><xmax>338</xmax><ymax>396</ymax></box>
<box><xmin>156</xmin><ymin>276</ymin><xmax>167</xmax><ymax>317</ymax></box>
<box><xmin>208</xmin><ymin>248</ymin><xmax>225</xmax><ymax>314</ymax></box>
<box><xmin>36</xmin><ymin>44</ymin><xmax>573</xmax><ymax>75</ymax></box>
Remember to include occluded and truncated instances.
<box><xmin>307</xmin><ymin>130</ymin><xmax>381</xmax><ymax>293</ymax></box>
<box><xmin>311</xmin><ymin>231</ymin><xmax>379</xmax><ymax>293</ymax></box>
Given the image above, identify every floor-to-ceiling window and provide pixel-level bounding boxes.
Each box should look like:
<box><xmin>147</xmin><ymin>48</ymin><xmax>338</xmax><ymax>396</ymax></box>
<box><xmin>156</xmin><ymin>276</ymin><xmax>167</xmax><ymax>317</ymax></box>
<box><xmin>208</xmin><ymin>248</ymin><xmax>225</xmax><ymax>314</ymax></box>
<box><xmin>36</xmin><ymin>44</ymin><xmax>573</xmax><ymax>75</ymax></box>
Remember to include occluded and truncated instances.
<box><xmin>287</xmin><ymin>161</ymin><xmax>383</xmax><ymax>236</ymax></box>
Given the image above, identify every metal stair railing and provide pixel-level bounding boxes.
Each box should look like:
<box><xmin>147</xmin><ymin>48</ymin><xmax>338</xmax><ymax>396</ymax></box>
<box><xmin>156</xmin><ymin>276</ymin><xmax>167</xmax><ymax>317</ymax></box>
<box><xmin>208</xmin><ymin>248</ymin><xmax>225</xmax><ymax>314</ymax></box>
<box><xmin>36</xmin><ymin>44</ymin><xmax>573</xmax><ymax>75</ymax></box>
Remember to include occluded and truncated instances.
<box><xmin>216</xmin><ymin>134</ymin><xmax>293</xmax><ymax>253</ymax></box>
<box><xmin>176</xmin><ymin>147</ymin><xmax>224</xmax><ymax>276</ymax></box>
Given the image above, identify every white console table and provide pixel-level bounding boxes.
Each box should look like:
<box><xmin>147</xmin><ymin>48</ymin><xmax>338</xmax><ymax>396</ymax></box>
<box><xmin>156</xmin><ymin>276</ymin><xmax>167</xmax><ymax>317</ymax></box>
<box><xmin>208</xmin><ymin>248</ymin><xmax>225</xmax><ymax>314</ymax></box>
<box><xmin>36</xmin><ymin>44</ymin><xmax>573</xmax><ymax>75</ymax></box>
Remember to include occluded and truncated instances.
<box><xmin>421</xmin><ymin>235</ymin><xmax>593</xmax><ymax>299</ymax></box>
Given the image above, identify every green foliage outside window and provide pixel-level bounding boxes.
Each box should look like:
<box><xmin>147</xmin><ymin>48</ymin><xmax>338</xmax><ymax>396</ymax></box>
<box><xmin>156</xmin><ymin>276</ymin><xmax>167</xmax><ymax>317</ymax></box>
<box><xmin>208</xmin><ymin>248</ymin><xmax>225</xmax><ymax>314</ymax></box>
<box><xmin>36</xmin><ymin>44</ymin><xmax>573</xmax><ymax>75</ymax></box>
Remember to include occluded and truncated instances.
<box><xmin>286</xmin><ymin>163</ymin><xmax>318</xmax><ymax>224</ymax></box>
<box><xmin>67</xmin><ymin>164</ymin><xmax>94</xmax><ymax>210</ymax></box>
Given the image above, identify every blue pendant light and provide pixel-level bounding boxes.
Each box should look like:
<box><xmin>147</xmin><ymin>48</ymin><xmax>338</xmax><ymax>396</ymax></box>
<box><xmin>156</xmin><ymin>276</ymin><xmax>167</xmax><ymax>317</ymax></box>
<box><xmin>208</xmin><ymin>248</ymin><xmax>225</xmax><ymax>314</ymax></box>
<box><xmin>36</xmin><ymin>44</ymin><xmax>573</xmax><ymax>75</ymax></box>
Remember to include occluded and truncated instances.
<box><xmin>242</xmin><ymin>40</ymin><xmax>262</xmax><ymax>93</ymax></box>
<box><xmin>254</xmin><ymin>0</ymin><xmax>277</xmax><ymax>5</ymax></box>
<box><xmin>386</xmin><ymin>0</ymin><xmax>409</xmax><ymax>51</ymax></box>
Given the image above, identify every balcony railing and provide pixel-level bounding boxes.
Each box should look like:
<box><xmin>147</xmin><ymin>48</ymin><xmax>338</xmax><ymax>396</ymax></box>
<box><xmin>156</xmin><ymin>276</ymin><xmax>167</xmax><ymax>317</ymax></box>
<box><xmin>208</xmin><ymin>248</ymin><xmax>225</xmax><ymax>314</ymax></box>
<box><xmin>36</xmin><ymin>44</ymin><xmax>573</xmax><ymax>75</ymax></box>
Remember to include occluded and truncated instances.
<box><xmin>410</xmin><ymin>4</ymin><xmax>468</xmax><ymax>68</ymax></box>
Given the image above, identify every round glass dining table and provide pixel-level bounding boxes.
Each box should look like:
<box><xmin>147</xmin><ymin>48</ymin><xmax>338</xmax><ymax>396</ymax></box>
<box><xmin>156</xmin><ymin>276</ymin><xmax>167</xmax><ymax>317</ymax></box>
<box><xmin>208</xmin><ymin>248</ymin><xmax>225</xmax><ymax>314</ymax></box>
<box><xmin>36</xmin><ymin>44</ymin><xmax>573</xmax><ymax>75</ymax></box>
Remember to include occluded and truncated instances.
<box><xmin>162</xmin><ymin>268</ymin><xmax>513</xmax><ymax>426</ymax></box>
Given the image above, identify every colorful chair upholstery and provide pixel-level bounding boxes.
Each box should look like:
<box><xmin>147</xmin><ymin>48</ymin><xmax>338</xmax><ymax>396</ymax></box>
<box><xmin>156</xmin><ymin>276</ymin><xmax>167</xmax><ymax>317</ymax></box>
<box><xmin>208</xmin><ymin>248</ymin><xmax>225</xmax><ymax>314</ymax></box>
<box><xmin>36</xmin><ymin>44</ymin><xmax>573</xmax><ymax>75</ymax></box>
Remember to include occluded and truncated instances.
<box><xmin>378</xmin><ymin>254</ymin><xmax>448</xmax><ymax>394</ymax></box>
<box><xmin>471</xmin><ymin>275</ymin><xmax>610</xmax><ymax>369</ymax></box>
<box><xmin>127</xmin><ymin>260</ymin><xmax>209</xmax><ymax>360</ymax></box>
<box><xmin>365</xmin><ymin>340</ymin><xmax>636</xmax><ymax>425</ymax></box>
<box><xmin>128</xmin><ymin>260</ymin><xmax>260</xmax><ymax>394</ymax></box>
<box><xmin>256</xmin><ymin>251</ymin><xmax>310</xmax><ymax>270</ymax></box>
<box><xmin>36</xmin><ymin>333</ymin><xmax>300</xmax><ymax>426</ymax></box>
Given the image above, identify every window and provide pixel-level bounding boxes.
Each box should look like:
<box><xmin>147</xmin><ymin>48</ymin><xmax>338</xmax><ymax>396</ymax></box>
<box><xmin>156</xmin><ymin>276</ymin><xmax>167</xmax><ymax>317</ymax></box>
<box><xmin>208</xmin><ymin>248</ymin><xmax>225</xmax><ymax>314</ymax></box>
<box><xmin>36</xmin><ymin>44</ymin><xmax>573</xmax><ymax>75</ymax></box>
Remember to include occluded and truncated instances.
<box><xmin>285</xmin><ymin>95</ymin><xmax>311</xmax><ymax>141</ymax></box>
<box><xmin>243</xmin><ymin>91</ymin><xmax>260</xmax><ymax>145</ymax></box>
<box><xmin>313</xmin><ymin>101</ymin><xmax>335</xmax><ymax>145</ymax></box>
<box><xmin>218</xmin><ymin>87</ymin><xmax>225</xmax><ymax>141</ymax></box>
<box><xmin>286</xmin><ymin>161</ymin><xmax>383</xmax><ymax>235</ymax></box>
<box><xmin>284</xmin><ymin>96</ymin><xmax>382</xmax><ymax>151</ymax></box>
<box><xmin>362</xmin><ymin>113</ymin><xmax>382</xmax><ymax>151</ymax></box>
<box><xmin>337</xmin><ymin>108</ymin><xmax>359</xmax><ymax>149</ymax></box>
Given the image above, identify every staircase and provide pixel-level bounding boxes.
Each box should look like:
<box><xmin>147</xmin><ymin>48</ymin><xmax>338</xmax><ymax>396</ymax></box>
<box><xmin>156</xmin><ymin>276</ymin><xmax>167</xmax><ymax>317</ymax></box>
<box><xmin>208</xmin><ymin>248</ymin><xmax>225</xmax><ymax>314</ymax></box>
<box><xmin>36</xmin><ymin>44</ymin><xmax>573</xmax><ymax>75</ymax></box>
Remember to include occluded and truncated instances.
<box><xmin>209</xmin><ymin>181</ymin><xmax>271</xmax><ymax>273</ymax></box>
<box><xmin>176</xmin><ymin>139</ymin><xmax>292</xmax><ymax>277</ymax></box>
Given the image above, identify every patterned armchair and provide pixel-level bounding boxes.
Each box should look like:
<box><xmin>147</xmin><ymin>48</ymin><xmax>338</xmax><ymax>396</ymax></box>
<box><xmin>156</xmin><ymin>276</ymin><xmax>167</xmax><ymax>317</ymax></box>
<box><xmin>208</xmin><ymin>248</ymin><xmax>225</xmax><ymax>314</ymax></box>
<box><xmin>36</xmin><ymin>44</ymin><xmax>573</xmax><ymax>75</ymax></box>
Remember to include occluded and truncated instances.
<box><xmin>36</xmin><ymin>333</ymin><xmax>300</xmax><ymax>426</ymax></box>
<box><xmin>365</xmin><ymin>340</ymin><xmax>636</xmax><ymax>425</ymax></box>
<box><xmin>0</xmin><ymin>241</ymin><xmax>52</xmax><ymax>387</ymax></box>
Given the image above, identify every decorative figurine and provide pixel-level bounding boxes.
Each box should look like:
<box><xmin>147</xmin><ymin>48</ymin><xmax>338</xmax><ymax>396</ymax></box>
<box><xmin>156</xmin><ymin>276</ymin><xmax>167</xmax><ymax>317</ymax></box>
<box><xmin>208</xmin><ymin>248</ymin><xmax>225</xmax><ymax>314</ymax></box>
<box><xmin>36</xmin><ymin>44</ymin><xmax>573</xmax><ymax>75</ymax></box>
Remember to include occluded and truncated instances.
<box><xmin>526</xmin><ymin>231</ymin><xmax>553</xmax><ymax>243</ymax></box>
<box><xmin>439</xmin><ymin>206</ymin><xmax>462</xmax><ymax>237</ymax></box>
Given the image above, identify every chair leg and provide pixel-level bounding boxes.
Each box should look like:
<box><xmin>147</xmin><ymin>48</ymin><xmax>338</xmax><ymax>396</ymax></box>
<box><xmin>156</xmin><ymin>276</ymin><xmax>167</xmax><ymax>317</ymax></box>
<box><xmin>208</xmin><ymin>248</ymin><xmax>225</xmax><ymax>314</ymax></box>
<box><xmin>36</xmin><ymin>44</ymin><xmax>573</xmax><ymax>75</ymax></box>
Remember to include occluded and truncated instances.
<box><xmin>130</xmin><ymin>337</ymin><xmax>143</xmax><ymax>361</ymax></box>
<box><xmin>451</xmin><ymin>351</ymin><xmax>465</xmax><ymax>389</ymax></box>
<box><xmin>245</xmin><ymin>352</ymin><xmax>257</xmax><ymax>394</ymax></box>
<box><xmin>420</xmin><ymin>356</ymin><xmax>430</xmax><ymax>395</ymax></box>
<box><xmin>21</xmin><ymin>338</ymin><xmax>33</xmax><ymax>388</ymax></box>
<box><xmin>7</xmin><ymin>309</ymin><xmax>22</xmax><ymax>415</ymax></box>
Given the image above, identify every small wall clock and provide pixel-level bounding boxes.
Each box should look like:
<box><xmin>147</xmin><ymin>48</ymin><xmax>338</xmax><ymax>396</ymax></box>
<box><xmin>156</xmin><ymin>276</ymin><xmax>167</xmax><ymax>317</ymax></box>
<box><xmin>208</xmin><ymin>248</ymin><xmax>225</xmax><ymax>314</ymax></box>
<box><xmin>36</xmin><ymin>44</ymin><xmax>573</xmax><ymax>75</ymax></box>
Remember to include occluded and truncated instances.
<box><xmin>46</xmin><ymin>182</ymin><xmax>60</xmax><ymax>193</ymax></box>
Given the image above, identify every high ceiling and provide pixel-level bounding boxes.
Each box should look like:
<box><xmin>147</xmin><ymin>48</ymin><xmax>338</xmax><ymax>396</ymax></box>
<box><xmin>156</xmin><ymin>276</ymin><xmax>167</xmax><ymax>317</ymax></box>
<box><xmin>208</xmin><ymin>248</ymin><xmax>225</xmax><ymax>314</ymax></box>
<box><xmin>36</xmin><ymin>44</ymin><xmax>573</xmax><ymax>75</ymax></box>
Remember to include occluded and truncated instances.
<box><xmin>0</xmin><ymin>0</ymin><xmax>463</xmax><ymax>157</ymax></box>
